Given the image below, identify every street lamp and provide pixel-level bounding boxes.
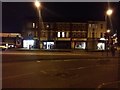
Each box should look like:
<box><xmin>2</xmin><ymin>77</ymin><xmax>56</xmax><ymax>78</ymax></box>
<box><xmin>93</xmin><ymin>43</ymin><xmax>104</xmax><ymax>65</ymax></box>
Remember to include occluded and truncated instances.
<box><xmin>107</xmin><ymin>29</ymin><xmax>111</xmax><ymax>33</ymax></box>
<box><xmin>106</xmin><ymin>9</ymin><xmax>113</xmax><ymax>16</ymax></box>
<box><xmin>105</xmin><ymin>29</ymin><xmax>111</xmax><ymax>56</ymax></box>
<box><xmin>105</xmin><ymin>9</ymin><xmax>113</xmax><ymax>52</ymax></box>
<box><xmin>34</xmin><ymin>0</ymin><xmax>41</xmax><ymax>49</ymax></box>
<box><xmin>35</xmin><ymin>0</ymin><xmax>41</xmax><ymax>8</ymax></box>
<box><xmin>105</xmin><ymin>9</ymin><xmax>113</xmax><ymax>30</ymax></box>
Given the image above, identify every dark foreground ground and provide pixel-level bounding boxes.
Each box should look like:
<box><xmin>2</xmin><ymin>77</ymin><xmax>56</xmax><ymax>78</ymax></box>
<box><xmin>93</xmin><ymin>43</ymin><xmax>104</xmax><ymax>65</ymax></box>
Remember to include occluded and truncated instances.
<box><xmin>1</xmin><ymin>50</ymin><xmax>120</xmax><ymax>89</ymax></box>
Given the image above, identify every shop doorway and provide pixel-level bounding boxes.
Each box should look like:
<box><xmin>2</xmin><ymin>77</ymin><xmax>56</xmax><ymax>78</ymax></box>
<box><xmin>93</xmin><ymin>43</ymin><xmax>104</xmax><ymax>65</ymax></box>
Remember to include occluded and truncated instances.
<box><xmin>43</xmin><ymin>42</ymin><xmax>55</xmax><ymax>49</ymax></box>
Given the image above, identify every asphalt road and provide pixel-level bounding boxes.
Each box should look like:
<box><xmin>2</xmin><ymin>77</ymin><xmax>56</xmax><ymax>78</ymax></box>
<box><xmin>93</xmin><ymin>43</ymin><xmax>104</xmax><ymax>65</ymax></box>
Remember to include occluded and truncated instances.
<box><xmin>1</xmin><ymin>50</ymin><xmax>120</xmax><ymax>89</ymax></box>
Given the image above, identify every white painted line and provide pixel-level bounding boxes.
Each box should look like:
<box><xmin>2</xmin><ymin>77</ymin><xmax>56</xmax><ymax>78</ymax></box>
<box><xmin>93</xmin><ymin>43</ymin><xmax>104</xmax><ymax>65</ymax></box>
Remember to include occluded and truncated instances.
<box><xmin>36</xmin><ymin>60</ymin><xmax>41</xmax><ymax>62</ymax></box>
<box><xmin>97</xmin><ymin>81</ymin><xmax>120</xmax><ymax>89</ymax></box>
<box><xmin>40</xmin><ymin>70</ymin><xmax>47</xmax><ymax>74</ymax></box>
<box><xmin>2</xmin><ymin>72</ymin><xmax>34</xmax><ymax>80</ymax></box>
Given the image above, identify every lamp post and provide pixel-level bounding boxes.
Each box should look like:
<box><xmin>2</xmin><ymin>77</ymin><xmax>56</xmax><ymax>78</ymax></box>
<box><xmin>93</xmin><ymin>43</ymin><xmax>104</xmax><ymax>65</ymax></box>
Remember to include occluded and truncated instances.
<box><xmin>105</xmin><ymin>9</ymin><xmax>113</xmax><ymax>53</ymax></box>
<box><xmin>106</xmin><ymin>29</ymin><xmax>111</xmax><ymax>45</ymax></box>
<box><xmin>34</xmin><ymin>0</ymin><xmax>41</xmax><ymax>49</ymax></box>
<box><xmin>105</xmin><ymin>9</ymin><xmax>113</xmax><ymax>31</ymax></box>
<box><xmin>104</xmin><ymin>29</ymin><xmax>111</xmax><ymax>56</ymax></box>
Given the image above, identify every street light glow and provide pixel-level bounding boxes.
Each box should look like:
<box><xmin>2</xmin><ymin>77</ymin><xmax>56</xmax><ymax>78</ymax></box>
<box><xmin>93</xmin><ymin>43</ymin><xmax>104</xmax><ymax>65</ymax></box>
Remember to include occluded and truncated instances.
<box><xmin>35</xmin><ymin>0</ymin><xmax>41</xmax><ymax>8</ymax></box>
<box><xmin>106</xmin><ymin>9</ymin><xmax>113</xmax><ymax>16</ymax></box>
<box><xmin>107</xmin><ymin>29</ymin><xmax>111</xmax><ymax>33</ymax></box>
<box><xmin>113</xmin><ymin>33</ymin><xmax>117</xmax><ymax>37</ymax></box>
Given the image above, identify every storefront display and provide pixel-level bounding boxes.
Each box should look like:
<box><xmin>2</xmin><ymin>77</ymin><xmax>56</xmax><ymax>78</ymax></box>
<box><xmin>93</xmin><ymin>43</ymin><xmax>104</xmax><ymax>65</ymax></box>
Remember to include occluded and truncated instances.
<box><xmin>75</xmin><ymin>42</ymin><xmax>86</xmax><ymax>49</ymax></box>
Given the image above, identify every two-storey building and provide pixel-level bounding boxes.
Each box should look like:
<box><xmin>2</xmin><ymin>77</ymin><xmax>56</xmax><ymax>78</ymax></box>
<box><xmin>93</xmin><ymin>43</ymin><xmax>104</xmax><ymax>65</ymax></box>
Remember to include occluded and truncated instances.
<box><xmin>22</xmin><ymin>19</ymin><xmax>106</xmax><ymax>50</ymax></box>
<box><xmin>87</xmin><ymin>21</ymin><xmax>107</xmax><ymax>50</ymax></box>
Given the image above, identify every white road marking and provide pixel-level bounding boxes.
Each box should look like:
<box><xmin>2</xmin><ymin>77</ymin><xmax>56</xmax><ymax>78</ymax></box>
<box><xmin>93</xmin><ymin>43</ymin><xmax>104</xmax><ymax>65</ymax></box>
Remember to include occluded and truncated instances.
<box><xmin>40</xmin><ymin>70</ymin><xmax>47</xmax><ymax>74</ymax></box>
<box><xmin>36</xmin><ymin>60</ymin><xmax>41</xmax><ymax>62</ymax></box>
<box><xmin>1</xmin><ymin>72</ymin><xmax>34</xmax><ymax>80</ymax></box>
<box><xmin>1</xmin><ymin>70</ymin><xmax>49</xmax><ymax>80</ymax></box>
<box><xmin>97</xmin><ymin>81</ymin><xmax>120</xmax><ymax>89</ymax></box>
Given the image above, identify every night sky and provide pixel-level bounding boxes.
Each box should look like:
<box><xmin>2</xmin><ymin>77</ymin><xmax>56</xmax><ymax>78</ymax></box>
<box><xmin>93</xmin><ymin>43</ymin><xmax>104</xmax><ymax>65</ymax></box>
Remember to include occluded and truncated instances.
<box><xmin>2</xmin><ymin>2</ymin><xmax>119</xmax><ymax>33</ymax></box>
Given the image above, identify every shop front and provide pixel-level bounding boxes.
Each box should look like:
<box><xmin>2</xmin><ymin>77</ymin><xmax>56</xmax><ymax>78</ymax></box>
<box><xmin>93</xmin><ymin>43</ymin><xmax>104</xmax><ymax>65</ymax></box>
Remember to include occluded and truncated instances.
<box><xmin>97</xmin><ymin>38</ymin><xmax>106</xmax><ymax>50</ymax></box>
<box><xmin>23</xmin><ymin>39</ymin><xmax>35</xmax><ymax>49</ymax></box>
<box><xmin>56</xmin><ymin>41</ymin><xmax>71</xmax><ymax>49</ymax></box>
<box><xmin>74</xmin><ymin>41</ymin><xmax>86</xmax><ymax>49</ymax></box>
<box><xmin>42</xmin><ymin>41</ymin><xmax>55</xmax><ymax>49</ymax></box>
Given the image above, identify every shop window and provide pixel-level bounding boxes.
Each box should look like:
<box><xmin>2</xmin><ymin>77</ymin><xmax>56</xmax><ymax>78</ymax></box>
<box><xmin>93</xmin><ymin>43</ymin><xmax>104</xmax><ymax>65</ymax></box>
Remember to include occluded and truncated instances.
<box><xmin>23</xmin><ymin>40</ymin><xmax>34</xmax><ymax>49</ymax></box>
<box><xmin>43</xmin><ymin>42</ymin><xmax>54</xmax><ymax>49</ymax></box>
<box><xmin>75</xmin><ymin>42</ymin><xmax>86</xmax><ymax>49</ymax></box>
<box><xmin>97</xmin><ymin>43</ymin><xmax>105</xmax><ymax>50</ymax></box>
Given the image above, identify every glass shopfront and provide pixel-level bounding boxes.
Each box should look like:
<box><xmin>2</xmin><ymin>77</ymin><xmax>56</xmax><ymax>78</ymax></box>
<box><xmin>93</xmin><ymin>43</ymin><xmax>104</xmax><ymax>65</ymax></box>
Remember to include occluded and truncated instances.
<box><xmin>43</xmin><ymin>42</ymin><xmax>55</xmax><ymax>49</ymax></box>
<box><xmin>75</xmin><ymin>42</ymin><xmax>86</xmax><ymax>49</ymax></box>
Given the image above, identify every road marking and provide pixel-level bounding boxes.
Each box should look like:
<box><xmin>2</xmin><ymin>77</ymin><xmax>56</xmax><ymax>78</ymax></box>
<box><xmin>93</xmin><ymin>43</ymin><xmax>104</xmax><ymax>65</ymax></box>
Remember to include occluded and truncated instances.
<box><xmin>2</xmin><ymin>70</ymin><xmax>48</xmax><ymax>80</ymax></box>
<box><xmin>36</xmin><ymin>60</ymin><xmax>41</xmax><ymax>62</ymax></box>
<box><xmin>97</xmin><ymin>81</ymin><xmax>120</xmax><ymax>89</ymax></box>
<box><xmin>1</xmin><ymin>72</ymin><xmax>34</xmax><ymax>80</ymax></box>
<box><xmin>68</xmin><ymin>64</ymin><xmax>115</xmax><ymax>71</ymax></box>
<box><xmin>40</xmin><ymin>70</ymin><xmax>47</xmax><ymax>74</ymax></box>
<box><xmin>77</xmin><ymin>67</ymin><xmax>87</xmax><ymax>69</ymax></box>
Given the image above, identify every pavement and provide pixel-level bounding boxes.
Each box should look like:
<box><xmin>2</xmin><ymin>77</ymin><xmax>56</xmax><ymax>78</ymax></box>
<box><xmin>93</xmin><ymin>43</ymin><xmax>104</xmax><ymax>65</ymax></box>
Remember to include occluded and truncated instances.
<box><xmin>5</xmin><ymin>47</ymin><xmax>120</xmax><ymax>56</ymax></box>
<box><xmin>1</xmin><ymin>48</ymin><xmax>120</xmax><ymax>63</ymax></box>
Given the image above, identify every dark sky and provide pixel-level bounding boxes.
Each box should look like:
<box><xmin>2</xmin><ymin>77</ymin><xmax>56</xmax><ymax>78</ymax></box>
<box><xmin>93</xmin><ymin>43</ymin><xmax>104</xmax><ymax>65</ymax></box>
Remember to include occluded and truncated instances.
<box><xmin>2</xmin><ymin>2</ymin><xmax>119</xmax><ymax>33</ymax></box>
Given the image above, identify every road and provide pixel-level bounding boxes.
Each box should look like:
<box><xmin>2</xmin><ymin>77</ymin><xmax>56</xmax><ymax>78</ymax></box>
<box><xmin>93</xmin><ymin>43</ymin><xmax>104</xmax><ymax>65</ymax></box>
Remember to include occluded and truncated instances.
<box><xmin>1</xmin><ymin>50</ymin><xmax>120</xmax><ymax>89</ymax></box>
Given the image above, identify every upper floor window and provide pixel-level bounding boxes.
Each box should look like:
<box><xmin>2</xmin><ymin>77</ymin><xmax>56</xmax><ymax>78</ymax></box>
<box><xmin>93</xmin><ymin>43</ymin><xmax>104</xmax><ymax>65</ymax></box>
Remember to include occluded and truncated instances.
<box><xmin>92</xmin><ymin>24</ymin><xmax>95</xmax><ymax>27</ymax></box>
<box><xmin>92</xmin><ymin>32</ymin><xmax>95</xmax><ymax>38</ymax></box>
<box><xmin>100</xmin><ymin>33</ymin><xmax>103</xmax><ymax>38</ymax></box>
<box><xmin>62</xmin><ymin>32</ymin><xmax>65</xmax><ymax>37</ymax></box>
<box><xmin>57</xmin><ymin>32</ymin><xmax>66</xmax><ymax>38</ymax></box>
<box><xmin>32</xmin><ymin>23</ymin><xmax>35</xmax><ymax>28</ymax></box>
<box><xmin>57</xmin><ymin>32</ymin><xmax>60</xmax><ymax>37</ymax></box>
<box><xmin>95</xmin><ymin>24</ymin><xmax>97</xmax><ymax>28</ymax></box>
<box><xmin>101</xmin><ymin>24</ymin><xmax>103</xmax><ymax>29</ymax></box>
<box><xmin>89</xmin><ymin>24</ymin><xmax>91</xmax><ymax>28</ymax></box>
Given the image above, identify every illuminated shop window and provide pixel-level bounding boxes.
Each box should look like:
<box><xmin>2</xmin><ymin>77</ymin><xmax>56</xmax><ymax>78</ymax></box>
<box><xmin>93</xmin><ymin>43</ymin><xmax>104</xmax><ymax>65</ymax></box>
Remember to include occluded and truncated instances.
<box><xmin>43</xmin><ymin>42</ymin><xmax>54</xmax><ymax>49</ymax></box>
<box><xmin>75</xmin><ymin>42</ymin><xmax>86</xmax><ymax>49</ymax></box>
<box><xmin>97</xmin><ymin>43</ymin><xmax>105</xmax><ymax>50</ymax></box>
<box><xmin>23</xmin><ymin>40</ymin><xmax>34</xmax><ymax>49</ymax></box>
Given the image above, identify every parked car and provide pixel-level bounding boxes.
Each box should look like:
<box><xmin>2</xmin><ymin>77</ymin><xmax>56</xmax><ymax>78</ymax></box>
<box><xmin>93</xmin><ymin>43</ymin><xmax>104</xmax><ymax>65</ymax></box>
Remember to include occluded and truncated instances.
<box><xmin>0</xmin><ymin>45</ymin><xmax>8</xmax><ymax>50</ymax></box>
<box><xmin>0</xmin><ymin>43</ymin><xmax>15</xmax><ymax>51</ymax></box>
